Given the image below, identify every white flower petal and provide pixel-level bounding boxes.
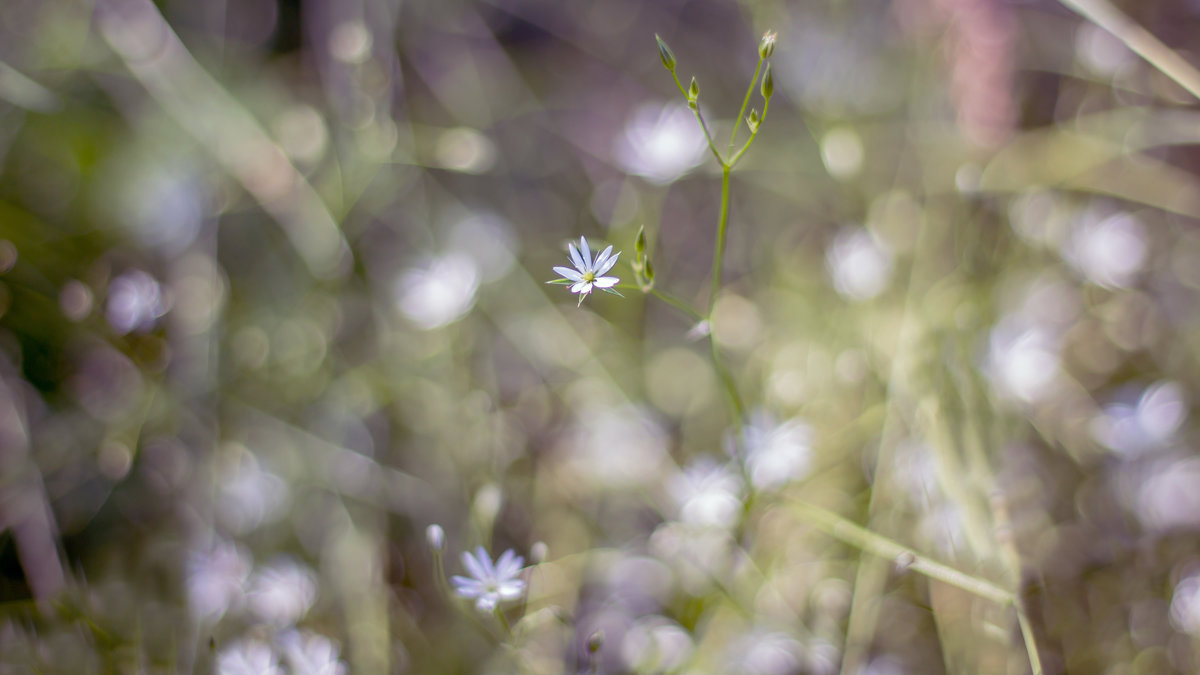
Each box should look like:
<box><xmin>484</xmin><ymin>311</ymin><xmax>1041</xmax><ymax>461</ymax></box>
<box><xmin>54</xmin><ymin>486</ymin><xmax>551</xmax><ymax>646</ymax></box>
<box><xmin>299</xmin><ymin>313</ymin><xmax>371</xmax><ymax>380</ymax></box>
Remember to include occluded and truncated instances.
<box><xmin>553</xmin><ymin>266</ymin><xmax>583</xmax><ymax>282</ymax></box>
<box><xmin>596</xmin><ymin>250</ymin><xmax>620</xmax><ymax>276</ymax></box>
<box><xmin>579</xmin><ymin>237</ymin><xmax>593</xmax><ymax>267</ymax></box>
<box><xmin>462</xmin><ymin>550</ymin><xmax>487</xmax><ymax>581</ymax></box>
<box><xmin>572</xmin><ymin>281</ymin><xmax>593</xmax><ymax>294</ymax></box>
<box><xmin>593</xmin><ymin>245</ymin><xmax>614</xmax><ymax>272</ymax></box>
<box><xmin>568</xmin><ymin>242</ymin><xmax>585</xmax><ymax>271</ymax></box>
<box><xmin>594</xmin><ymin>276</ymin><xmax>619</xmax><ymax>288</ymax></box>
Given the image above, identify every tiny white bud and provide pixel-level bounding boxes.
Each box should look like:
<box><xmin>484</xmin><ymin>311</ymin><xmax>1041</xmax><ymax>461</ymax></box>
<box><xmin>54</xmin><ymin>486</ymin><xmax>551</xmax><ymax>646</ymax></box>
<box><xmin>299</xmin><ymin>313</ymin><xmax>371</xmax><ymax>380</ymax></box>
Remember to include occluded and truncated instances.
<box><xmin>426</xmin><ymin>524</ymin><xmax>445</xmax><ymax>551</ymax></box>
<box><xmin>530</xmin><ymin>541</ymin><xmax>549</xmax><ymax>564</ymax></box>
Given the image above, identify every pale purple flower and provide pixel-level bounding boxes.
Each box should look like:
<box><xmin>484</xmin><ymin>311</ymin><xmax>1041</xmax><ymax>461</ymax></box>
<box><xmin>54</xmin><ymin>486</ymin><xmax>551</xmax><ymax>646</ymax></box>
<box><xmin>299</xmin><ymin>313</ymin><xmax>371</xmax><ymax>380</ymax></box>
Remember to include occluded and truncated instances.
<box><xmin>451</xmin><ymin>547</ymin><xmax>526</xmax><ymax>612</ymax></box>
<box><xmin>551</xmin><ymin>237</ymin><xmax>620</xmax><ymax>305</ymax></box>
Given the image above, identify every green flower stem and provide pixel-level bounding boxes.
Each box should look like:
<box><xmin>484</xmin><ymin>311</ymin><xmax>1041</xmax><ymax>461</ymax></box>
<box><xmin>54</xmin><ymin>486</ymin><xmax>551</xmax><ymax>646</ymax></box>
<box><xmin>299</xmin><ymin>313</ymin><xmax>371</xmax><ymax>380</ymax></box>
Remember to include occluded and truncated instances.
<box><xmin>670</xmin><ymin>70</ymin><xmax>726</xmax><ymax>166</ymax></box>
<box><xmin>493</xmin><ymin>606</ymin><xmax>513</xmax><ymax>636</ymax></box>
<box><xmin>729</xmin><ymin>55</ymin><xmax>765</xmax><ymax>156</ymax></box>
<box><xmin>708</xmin><ymin>164</ymin><xmax>732</xmax><ymax>316</ymax></box>
<box><xmin>709</xmin><ymin>331</ymin><xmax>745</xmax><ymax>425</ymax></box>
<box><xmin>692</xmin><ymin>106</ymin><xmax>724</xmax><ymax>166</ymax></box>
<box><xmin>431</xmin><ymin>549</ymin><xmax>450</xmax><ymax>599</ymax></box>
<box><xmin>729</xmin><ymin>95</ymin><xmax>769</xmax><ymax>168</ymax></box>
<box><xmin>649</xmin><ymin>288</ymin><xmax>704</xmax><ymax>322</ymax></box>
<box><xmin>788</xmin><ymin>500</ymin><xmax>1043</xmax><ymax>675</ymax></box>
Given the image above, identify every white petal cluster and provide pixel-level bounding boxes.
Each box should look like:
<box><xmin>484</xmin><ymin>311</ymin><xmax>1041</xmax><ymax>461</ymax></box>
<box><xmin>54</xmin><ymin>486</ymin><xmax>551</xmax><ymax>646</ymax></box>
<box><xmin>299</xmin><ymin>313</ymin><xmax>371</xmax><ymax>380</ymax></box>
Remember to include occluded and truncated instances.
<box><xmin>451</xmin><ymin>547</ymin><xmax>526</xmax><ymax>612</ymax></box>
<box><xmin>552</xmin><ymin>237</ymin><xmax>620</xmax><ymax>305</ymax></box>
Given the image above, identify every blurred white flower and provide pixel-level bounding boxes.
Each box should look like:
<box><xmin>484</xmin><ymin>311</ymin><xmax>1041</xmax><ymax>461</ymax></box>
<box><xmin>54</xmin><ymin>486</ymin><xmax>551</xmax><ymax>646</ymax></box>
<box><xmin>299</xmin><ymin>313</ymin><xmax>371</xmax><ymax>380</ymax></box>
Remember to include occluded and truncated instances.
<box><xmin>1063</xmin><ymin>211</ymin><xmax>1147</xmax><ymax>289</ymax></box>
<box><xmin>216</xmin><ymin>451</ymin><xmax>290</xmax><ymax>535</ymax></box>
<box><xmin>1170</xmin><ymin>574</ymin><xmax>1200</xmax><ymax>635</ymax></box>
<box><xmin>614</xmin><ymin>102</ymin><xmax>708</xmax><ymax>183</ymax></box>
<box><xmin>620</xmin><ymin>615</ymin><xmax>694</xmax><ymax>672</ymax></box>
<box><xmin>562</xmin><ymin>404</ymin><xmax>669</xmax><ymax>489</ymax></box>
<box><xmin>426</xmin><ymin>523</ymin><xmax>445</xmax><ymax>551</ymax></box>
<box><xmin>449</xmin><ymin>212</ymin><xmax>517</xmax><ymax>282</ymax></box>
<box><xmin>106</xmin><ymin>269</ymin><xmax>166</xmax><ymax>334</ymax></box>
<box><xmin>452</xmin><ymin>547</ymin><xmax>526</xmax><ymax>612</ymax></box>
<box><xmin>1075</xmin><ymin>23</ymin><xmax>1134</xmax><ymax>76</ymax></box>
<box><xmin>826</xmin><ymin>227</ymin><xmax>893</xmax><ymax>300</ymax></box>
<box><xmin>668</xmin><ymin>459</ymin><xmax>743</xmax><ymax>529</ymax></box>
<box><xmin>985</xmin><ymin>317</ymin><xmax>1061</xmax><ymax>403</ymax></box>
<box><xmin>604</xmin><ymin>555</ymin><xmax>674</xmax><ymax>611</ymax></box>
<box><xmin>550</xmin><ymin>237</ymin><xmax>620</xmax><ymax>306</ymax></box>
<box><xmin>892</xmin><ymin>438</ymin><xmax>938</xmax><ymax>506</ymax></box>
<box><xmin>742</xmin><ymin>412</ymin><xmax>815</xmax><ymax>490</ymax></box>
<box><xmin>396</xmin><ymin>253</ymin><xmax>479</xmax><ymax>329</ymax></box>
<box><xmin>725</xmin><ymin>630</ymin><xmax>805</xmax><ymax>675</ymax></box>
<box><xmin>648</xmin><ymin>521</ymin><xmax>733</xmax><ymax>593</ymax></box>
<box><xmin>918</xmin><ymin>501</ymin><xmax>968</xmax><ymax>556</ymax></box>
<box><xmin>278</xmin><ymin>630</ymin><xmax>346</xmax><ymax>675</ymax></box>
<box><xmin>1090</xmin><ymin>381</ymin><xmax>1188</xmax><ymax>457</ymax></box>
<box><xmin>186</xmin><ymin>538</ymin><xmax>251</xmax><ymax>623</ymax></box>
<box><xmin>216</xmin><ymin>639</ymin><xmax>282</xmax><ymax>675</ymax></box>
<box><xmin>246</xmin><ymin>556</ymin><xmax>318</xmax><ymax>626</ymax></box>
<box><xmin>1131</xmin><ymin>456</ymin><xmax>1200</xmax><ymax>531</ymax></box>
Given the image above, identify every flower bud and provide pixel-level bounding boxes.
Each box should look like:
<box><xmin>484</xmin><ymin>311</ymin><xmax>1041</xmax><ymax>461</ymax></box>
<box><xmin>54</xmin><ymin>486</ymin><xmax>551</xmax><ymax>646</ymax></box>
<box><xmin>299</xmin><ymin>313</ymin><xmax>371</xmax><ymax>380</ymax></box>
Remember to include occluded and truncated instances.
<box><xmin>643</xmin><ymin>258</ymin><xmax>655</xmax><ymax>283</ymax></box>
<box><xmin>587</xmin><ymin>630</ymin><xmax>605</xmax><ymax>654</ymax></box>
<box><xmin>687</xmin><ymin>77</ymin><xmax>699</xmax><ymax>103</ymax></box>
<box><xmin>635</xmin><ymin>225</ymin><xmax>646</xmax><ymax>256</ymax></box>
<box><xmin>759</xmin><ymin>31</ymin><xmax>777</xmax><ymax>59</ymax></box>
<box><xmin>426</xmin><ymin>524</ymin><xmax>445</xmax><ymax>552</ymax></box>
<box><xmin>655</xmin><ymin>34</ymin><xmax>676</xmax><ymax>72</ymax></box>
<box><xmin>746</xmin><ymin>109</ymin><xmax>760</xmax><ymax>132</ymax></box>
<box><xmin>761</xmin><ymin>63</ymin><xmax>774</xmax><ymax>99</ymax></box>
<box><xmin>530</xmin><ymin>541</ymin><xmax>549</xmax><ymax>564</ymax></box>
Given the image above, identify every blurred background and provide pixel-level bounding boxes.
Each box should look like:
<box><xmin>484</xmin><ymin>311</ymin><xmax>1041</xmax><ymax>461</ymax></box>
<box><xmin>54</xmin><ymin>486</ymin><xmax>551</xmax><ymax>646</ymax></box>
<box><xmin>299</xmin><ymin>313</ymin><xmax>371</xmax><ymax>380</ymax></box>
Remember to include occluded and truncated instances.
<box><xmin>3</xmin><ymin>0</ymin><xmax>1200</xmax><ymax>672</ymax></box>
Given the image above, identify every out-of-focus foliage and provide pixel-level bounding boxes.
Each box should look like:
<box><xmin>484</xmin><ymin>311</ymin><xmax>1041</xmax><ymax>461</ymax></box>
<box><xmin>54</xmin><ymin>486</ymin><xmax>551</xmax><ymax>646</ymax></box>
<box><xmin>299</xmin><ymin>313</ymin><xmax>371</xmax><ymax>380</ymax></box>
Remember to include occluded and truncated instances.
<box><xmin>2</xmin><ymin>0</ymin><xmax>1200</xmax><ymax>672</ymax></box>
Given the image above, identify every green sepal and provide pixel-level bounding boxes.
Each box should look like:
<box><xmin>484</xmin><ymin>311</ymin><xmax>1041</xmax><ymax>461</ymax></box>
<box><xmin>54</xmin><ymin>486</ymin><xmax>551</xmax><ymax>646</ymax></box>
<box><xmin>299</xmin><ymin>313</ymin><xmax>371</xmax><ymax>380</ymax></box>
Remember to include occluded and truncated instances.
<box><xmin>546</xmin><ymin>278</ymin><xmax>573</xmax><ymax>285</ymax></box>
<box><xmin>760</xmin><ymin>63</ymin><xmax>774</xmax><ymax>99</ymax></box>
<box><xmin>599</xmin><ymin>287</ymin><xmax>625</xmax><ymax>298</ymax></box>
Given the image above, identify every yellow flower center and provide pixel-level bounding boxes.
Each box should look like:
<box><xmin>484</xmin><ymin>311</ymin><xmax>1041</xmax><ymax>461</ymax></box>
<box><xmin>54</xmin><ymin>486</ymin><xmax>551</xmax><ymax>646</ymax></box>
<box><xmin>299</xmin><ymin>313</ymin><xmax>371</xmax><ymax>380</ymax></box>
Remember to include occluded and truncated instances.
<box><xmin>582</xmin><ymin>271</ymin><xmax>595</xmax><ymax>283</ymax></box>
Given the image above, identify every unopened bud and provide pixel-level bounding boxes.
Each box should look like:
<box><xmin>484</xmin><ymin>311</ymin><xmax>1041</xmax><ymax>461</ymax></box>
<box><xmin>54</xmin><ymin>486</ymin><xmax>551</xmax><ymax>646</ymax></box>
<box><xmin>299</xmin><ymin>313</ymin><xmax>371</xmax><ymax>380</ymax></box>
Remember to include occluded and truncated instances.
<box><xmin>587</xmin><ymin>629</ymin><xmax>605</xmax><ymax>653</ymax></box>
<box><xmin>635</xmin><ymin>225</ymin><xmax>646</xmax><ymax>256</ymax></box>
<box><xmin>426</xmin><ymin>524</ymin><xmax>445</xmax><ymax>552</ymax></box>
<box><xmin>746</xmin><ymin>109</ymin><xmax>760</xmax><ymax>132</ymax></box>
<box><xmin>655</xmin><ymin>35</ymin><xmax>676</xmax><ymax>72</ymax></box>
<box><xmin>761</xmin><ymin>63</ymin><xmax>774</xmax><ymax>99</ymax></box>
<box><xmin>687</xmin><ymin>77</ymin><xmax>699</xmax><ymax>103</ymax></box>
<box><xmin>759</xmin><ymin>31</ymin><xmax>777</xmax><ymax>59</ymax></box>
<box><xmin>643</xmin><ymin>258</ymin><xmax>655</xmax><ymax>282</ymax></box>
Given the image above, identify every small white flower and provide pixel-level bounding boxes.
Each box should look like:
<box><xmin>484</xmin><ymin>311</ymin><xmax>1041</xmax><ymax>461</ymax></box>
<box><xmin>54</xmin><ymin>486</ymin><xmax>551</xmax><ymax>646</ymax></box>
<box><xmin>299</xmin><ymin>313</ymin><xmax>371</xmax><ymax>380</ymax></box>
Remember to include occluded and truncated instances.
<box><xmin>186</xmin><ymin>538</ymin><xmax>251</xmax><ymax>623</ymax></box>
<box><xmin>550</xmin><ymin>237</ymin><xmax>621</xmax><ymax>305</ymax></box>
<box><xmin>742</xmin><ymin>412</ymin><xmax>815</xmax><ymax>491</ymax></box>
<box><xmin>246</xmin><ymin>556</ymin><xmax>318</xmax><ymax>626</ymax></box>
<box><xmin>278</xmin><ymin>630</ymin><xmax>346</xmax><ymax>675</ymax></box>
<box><xmin>215</xmin><ymin>639</ymin><xmax>282</xmax><ymax>675</ymax></box>
<box><xmin>668</xmin><ymin>459</ymin><xmax>743</xmax><ymax>529</ymax></box>
<box><xmin>451</xmin><ymin>547</ymin><xmax>526</xmax><ymax>612</ymax></box>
